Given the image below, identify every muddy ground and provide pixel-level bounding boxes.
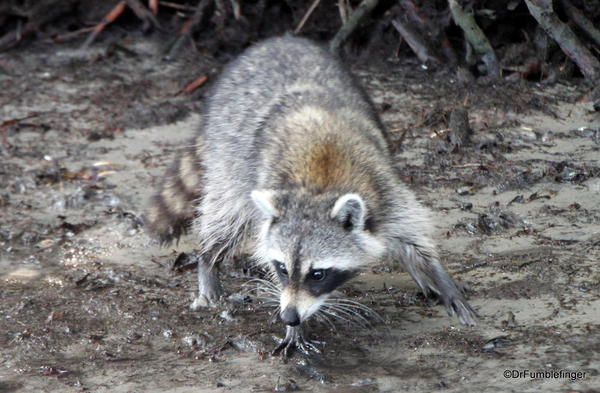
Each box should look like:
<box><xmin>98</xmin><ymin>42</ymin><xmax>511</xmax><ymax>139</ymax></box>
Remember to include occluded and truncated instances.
<box><xmin>1</xmin><ymin>37</ymin><xmax>599</xmax><ymax>393</ymax></box>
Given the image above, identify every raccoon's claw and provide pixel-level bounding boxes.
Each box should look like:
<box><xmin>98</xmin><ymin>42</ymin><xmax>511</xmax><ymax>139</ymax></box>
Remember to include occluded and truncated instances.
<box><xmin>272</xmin><ymin>325</ymin><xmax>321</xmax><ymax>358</ymax></box>
<box><xmin>445</xmin><ymin>296</ymin><xmax>478</xmax><ymax>326</ymax></box>
<box><xmin>436</xmin><ymin>284</ymin><xmax>478</xmax><ymax>326</ymax></box>
<box><xmin>426</xmin><ymin>268</ymin><xmax>478</xmax><ymax>326</ymax></box>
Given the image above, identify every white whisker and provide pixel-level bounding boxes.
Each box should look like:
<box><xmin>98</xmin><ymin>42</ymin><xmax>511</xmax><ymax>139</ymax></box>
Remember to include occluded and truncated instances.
<box><xmin>324</xmin><ymin>304</ymin><xmax>371</xmax><ymax>328</ymax></box>
<box><xmin>325</xmin><ymin>298</ymin><xmax>383</xmax><ymax>322</ymax></box>
<box><xmin>319</xmin><ymin>307</ymin><xmax>357</xmax><ymax>326</ymax></box>
<box><xmin>315</xmin><ymin>310</ymin><xmax>337</xmax><ymax>331</ymax></box>
<box><xmin>324</xmin><ymin>303</ymin><xmax>372</xmax><ymax>327</ymax></box>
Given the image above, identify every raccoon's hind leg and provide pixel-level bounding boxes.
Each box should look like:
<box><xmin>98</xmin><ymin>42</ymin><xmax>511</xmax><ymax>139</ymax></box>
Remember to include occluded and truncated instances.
<box><xmin>144</xmin><ymin>140</ymin><xmax>204</xmax><ymax>244</ymax></box>
<box><xmin>395</xmin><ymin>238</ymin><xmax>477</xmax><ymax>326</ymax></box>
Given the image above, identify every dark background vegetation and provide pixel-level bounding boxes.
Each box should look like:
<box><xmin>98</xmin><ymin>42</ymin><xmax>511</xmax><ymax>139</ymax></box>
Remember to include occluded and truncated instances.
<box><xmin>1</xmin><ymin>0</ymin><xmax>599</xmax><ymax>85</ymax></box>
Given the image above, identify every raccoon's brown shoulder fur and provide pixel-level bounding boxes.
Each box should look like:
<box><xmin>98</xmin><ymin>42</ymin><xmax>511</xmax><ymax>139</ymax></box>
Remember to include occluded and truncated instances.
<box><xmin>261</xmin><ymin>105</ymin><xmax>391</xmax><ymax>218</ymax></box>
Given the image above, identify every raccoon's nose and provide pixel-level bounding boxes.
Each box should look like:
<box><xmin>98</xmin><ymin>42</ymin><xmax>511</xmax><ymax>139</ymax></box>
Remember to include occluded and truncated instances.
<box><xmin>281</xmin><ymin>307</ymin><xmax>300</xmax><ymax>326</ymax></box>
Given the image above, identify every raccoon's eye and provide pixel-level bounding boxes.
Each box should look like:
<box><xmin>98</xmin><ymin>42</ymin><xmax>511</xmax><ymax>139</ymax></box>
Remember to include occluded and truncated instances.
<box><xmin>275</xmin><ymin>261</ymin><xmax>288</xmax><ymax>276</ymax></box>
<box><xmin>309</xmin><ymin>269</ymin><xmax>326</xmax><ymax>281</ymax></box>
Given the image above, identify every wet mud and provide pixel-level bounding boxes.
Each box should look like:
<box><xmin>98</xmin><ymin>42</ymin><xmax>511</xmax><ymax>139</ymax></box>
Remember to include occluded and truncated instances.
<box><xmin>1</xmin><ymin>38</ymin><xmax>599</xmax><ymax>392</ymax></box>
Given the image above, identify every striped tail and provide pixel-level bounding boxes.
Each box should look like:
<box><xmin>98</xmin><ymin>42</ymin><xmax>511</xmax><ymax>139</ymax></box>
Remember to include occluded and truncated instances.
<box><xmin>144</xmin><ymin>139</ymin><xmax>204</xmax><ymax>244</ymax></box>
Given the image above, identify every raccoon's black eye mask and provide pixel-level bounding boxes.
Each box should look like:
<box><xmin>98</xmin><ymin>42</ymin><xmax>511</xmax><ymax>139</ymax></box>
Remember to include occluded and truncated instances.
<box><xmin>273</xmin><ymin>259</ymin><xmax>357</xmax><ymax>294</ymax></box>
<box><xmin>305</xmin><ymin>268</ymin><xmax>358</xmax><ymax>296</ymax></box>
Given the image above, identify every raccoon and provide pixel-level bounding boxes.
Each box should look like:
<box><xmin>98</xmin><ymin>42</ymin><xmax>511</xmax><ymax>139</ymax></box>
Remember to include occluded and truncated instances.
<box><xmin>145</xmin><ymin>35</ymin><xmax>476</xmax><ymax>355</ymax></box>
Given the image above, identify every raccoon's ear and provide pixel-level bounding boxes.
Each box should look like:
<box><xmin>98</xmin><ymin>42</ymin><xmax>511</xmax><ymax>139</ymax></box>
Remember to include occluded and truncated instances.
<box><xmin>330</xmin><ymin>193</ymin><xmax>366</xmax><ymax>230</ymax></box>
<box><xmin>251</xmin><ymin>189</ymin><xmax>279</xmax><ymax>218</ymax></box>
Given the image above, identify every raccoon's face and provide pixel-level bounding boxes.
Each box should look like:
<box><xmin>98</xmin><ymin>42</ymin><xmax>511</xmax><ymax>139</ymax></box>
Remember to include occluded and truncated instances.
<box><xmin>251</xmin><ymin>190</ymin><xmax>385</xmax><ymax>326</ymax></box>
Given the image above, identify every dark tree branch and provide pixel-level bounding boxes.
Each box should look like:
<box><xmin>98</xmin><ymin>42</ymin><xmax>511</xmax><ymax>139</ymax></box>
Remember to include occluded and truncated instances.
<box><xmin>559</xmin><ymin>0</ymin><xmax>600</xmax><ymax>48</ymax></box>
<box><xmin>447</xmin><ymin>0</ymin><xmax>500</xmax><ymax>78</ymax></box>
<box><xmin>525</xmin><ymin>0</ymin><xmax>600</xmax><ymax>80</ymax></box>
<box><xmin>391</xmin><ymin>19</ymin><xmax>441</xmax><ymax>66</ymax></box>
<box><xmin>330</xmin><ymin>0</ymin><xmax>379</xmax><ymax>55</ymax></box>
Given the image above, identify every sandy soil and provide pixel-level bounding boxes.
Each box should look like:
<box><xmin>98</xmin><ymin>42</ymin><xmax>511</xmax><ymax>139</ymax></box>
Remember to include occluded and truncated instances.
<box><xmin>1</xmin><ymin>38</ymin><xmax>599</xmax><ymax>393</ymax></box>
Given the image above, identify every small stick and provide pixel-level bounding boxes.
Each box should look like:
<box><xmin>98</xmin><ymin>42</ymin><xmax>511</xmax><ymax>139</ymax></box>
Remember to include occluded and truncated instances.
<box><xmin>164</xmin><ymin>0</ymin><xmax>212</xmax><ymax>60</ymax></box>
<box><xmin>400</xmin><ymin>0</ymin><xmax>457</xmax><ymax>65</ymax></box>
<box><xmin>0</xmin><ymin>115</ymin><xmax>37</xmax><ymax>129</ymax></box>
<box><xmin>149</xmin><ymin>0</ymin><xmax>159</xmax><ymax>15</ymax></box>
<box><xmin>330</xmin><ymin>0</ymin><xmax>379</xmax><ymax>55</ymax></box>
<box><xmin>81</xmin><ymin>1</ymin><xmax>127</xmax><ymax>49</ymax></box>
<box><xmin>391</xmin><ymin>19</ymin><xmax>441</xmax><ymax>66</ymax></box>
<box><xmin>451</xmin><ymin>163</ymin><xmax>484</xmax><ymax>168</ymax></box>
<box><xmin>159</xmin><ymin>1</ymin><xmax>197</xmax><ymax>11</ymax></box>
<box><xmin>52</xmin><ymin>27</ymin><xmax>95</xmax><ymax>43</ymax></box>
<box><xmin>177</xmin><ymin>74</ymin><xmax>208</xmax><ymax>95</ymax></box>
<box><xmin>295</xmin><ymin>0</ymin><xmax>321</xmax><ymax>34</ymax></box>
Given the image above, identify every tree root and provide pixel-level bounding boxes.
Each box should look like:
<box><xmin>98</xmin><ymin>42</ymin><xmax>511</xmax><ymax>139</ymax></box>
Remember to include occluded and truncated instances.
<box><xmin>447</xmin><ymin>0</ymin><xmax>500</xmax><ymax>78</ymax></box>
<box><xmin>525</xmin><ymin>0</ymin><xmax>600</xmax><ymax>80</ymax></box>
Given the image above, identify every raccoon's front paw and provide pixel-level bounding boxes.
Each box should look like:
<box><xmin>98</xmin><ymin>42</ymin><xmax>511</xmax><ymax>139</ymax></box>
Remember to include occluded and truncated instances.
<box><xmin>272</xmin><ymin>325</ymin><xmax>321</xmax><ymax>358</ymax></box>
<box><xmin>190</xmin><ymin>261</ymin><xmax>223</xmax><ymax>309</ymax></box>
<box><xmin>441</xmin><ymin>293</ymin><xmax>478</xmax><ymax>326</ymax></box>
<box><xmin>190</xmin><ymin>294</ymin><xmax>218</xmax><ymax>309</ymax></box>
<box><xmin>190</xmin><ymin>285</ymin><xmax>223</xmax><ymax>309</ymax></box>
<box><xmin>429</xmin><ymin>273</ymin><xmax>478</xmax><ymax>326</ymax></box>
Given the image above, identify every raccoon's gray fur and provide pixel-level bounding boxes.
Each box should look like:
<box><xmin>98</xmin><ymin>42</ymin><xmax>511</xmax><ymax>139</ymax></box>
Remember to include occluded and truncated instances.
<box><xmin>145</xmin><ymin>36</ymin><xmax>476</xmax><ymax>341</ymax></box>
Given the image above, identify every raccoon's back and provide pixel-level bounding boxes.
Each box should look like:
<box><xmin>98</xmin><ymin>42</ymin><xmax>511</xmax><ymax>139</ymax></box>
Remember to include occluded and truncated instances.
<box><xmin>190</xmin><ymin>36</ymin><xmax>393</xmax><ymax>262</ymax></box>
<box><xmin>200</xmin><ymin>36</ymin><xmax>387</xmax><ymax>193</ymax></box>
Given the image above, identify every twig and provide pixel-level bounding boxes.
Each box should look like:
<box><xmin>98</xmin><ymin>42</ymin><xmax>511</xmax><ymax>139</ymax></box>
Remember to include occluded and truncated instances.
<box><xmin>295</xmin><ymin>0</ymin><xmax>321</xmax><ymax>34</ymax></box>
<box><xmin>451</xmin><ymin>163</ymin><xmax>483</xmax><ymax>168</ymax></box>
<box><xmin>400</xmin><ymin>0</ymin><xmax>456</xmax><ymax>65</ymax></box>
<box><xmin>164</xmin><ymin>0</ymin><xmax>212</xmax><ymax>60</ymax></box>
<box><xmin>330</xmin><ymin>0</ymin><xmax>379</xmax><ymax>55</ymax></box>
<box><xmin>447</xmin><ymin>0</ymin><xmax>500</xmax><ymax>78</ymax></box>
<box><xmin>177</xmin><ymin>74</ymin><xmax>208</xmax><ymax>95</ymax></box>
<box><xmin>52</xmin><ymin>27</ymin><xmax>95</xmax><ymax>43</ymax></box>
<box><xmin>559</xmin><ymin>0</ymin><xmax>600</xmax><ymax>48</ymax></box>
<box><xmin>0</xmin><ymin>115</ymin><xmax>37</xmax><ymax>129</ymax></box>
<box><xmin>149</xmin><ymin>0</ymin><xmax>159</xmax><ymax>15</ymax></box>
<box><xmin>525</xmin><ymin>0</ymin><xmax>600</xmax><ymax>80</ymax></box>
<box><xmin>391</xmin><ymin>19</ymin><xmax>441</xmax><ymax>66</ymax></box>
<box><xmin>159</xmin><ymin>1</ymin><xmax>197</xmax><ymax>11</ymax></box>
<box><xmin>81</xmin><ymin>1</ymin><xmax>127</xmax><ymax>50</ymax></box>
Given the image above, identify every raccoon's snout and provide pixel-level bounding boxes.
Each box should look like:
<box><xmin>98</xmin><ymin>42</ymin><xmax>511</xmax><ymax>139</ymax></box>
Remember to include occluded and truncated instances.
<box><xmin>281</xmin><ymin>307</ymin><xmax>301</xmax><ymax>326</ymax></box>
